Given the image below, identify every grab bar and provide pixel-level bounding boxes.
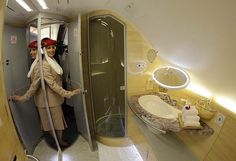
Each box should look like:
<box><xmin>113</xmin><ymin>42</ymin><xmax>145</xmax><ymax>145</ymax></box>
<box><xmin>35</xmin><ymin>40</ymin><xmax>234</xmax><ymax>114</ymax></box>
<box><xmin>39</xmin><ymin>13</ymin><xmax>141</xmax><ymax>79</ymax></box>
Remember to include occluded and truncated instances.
<box><xmin>26</xmin><ymin>155</ymin><xmax>40</xmax><ymax>161</ymax></box>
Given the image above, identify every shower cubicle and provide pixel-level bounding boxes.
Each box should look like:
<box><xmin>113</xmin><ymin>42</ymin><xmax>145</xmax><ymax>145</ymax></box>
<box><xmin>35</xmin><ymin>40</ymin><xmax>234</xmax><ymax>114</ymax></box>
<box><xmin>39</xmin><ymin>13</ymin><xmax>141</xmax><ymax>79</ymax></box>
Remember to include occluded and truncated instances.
<box><xmin>88</xmin><ymin>15</ymin><xmax>127</xmax><ymax>140</ymax></box>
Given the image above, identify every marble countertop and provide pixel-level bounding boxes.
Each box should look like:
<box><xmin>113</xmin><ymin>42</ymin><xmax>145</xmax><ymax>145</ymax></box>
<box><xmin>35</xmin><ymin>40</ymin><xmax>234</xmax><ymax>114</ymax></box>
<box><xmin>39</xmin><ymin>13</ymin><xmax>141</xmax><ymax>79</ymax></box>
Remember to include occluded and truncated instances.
<box><xmin>128</xmin><ymin>93</ymin><xmax>214</xmax><ymax>135</ymax></box>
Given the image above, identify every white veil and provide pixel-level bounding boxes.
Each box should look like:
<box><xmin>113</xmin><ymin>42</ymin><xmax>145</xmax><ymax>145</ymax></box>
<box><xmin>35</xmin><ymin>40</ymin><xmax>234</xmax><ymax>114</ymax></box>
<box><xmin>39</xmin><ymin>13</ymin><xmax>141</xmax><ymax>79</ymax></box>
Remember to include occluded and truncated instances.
<box><xmin>43</xmin><ymin>47</ymin><xmax>63</xmax><ymax>75</ymax></box>
<box><xmin>27</xmin><ymin>54</ymin><xmax>39</xmax><ymax>78</ymax></box>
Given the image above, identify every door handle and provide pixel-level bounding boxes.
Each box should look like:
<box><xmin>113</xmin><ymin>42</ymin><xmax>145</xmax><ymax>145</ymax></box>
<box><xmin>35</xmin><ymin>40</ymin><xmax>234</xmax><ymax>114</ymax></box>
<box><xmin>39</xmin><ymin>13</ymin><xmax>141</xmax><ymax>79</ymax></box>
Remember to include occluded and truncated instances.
<box><xmin>120</xmin><ymin>86</ymin><xmax>125</xmax><ymax>91</ymax></box>
<box><xmin>6</xmin><ymin>60</ymin><xmax>10</xmax><ymax>66</ymax></box>
<box><xmin>82</xmin><ymin>89</ymin><xmax>88</xmax><ymax>94</ymax></box>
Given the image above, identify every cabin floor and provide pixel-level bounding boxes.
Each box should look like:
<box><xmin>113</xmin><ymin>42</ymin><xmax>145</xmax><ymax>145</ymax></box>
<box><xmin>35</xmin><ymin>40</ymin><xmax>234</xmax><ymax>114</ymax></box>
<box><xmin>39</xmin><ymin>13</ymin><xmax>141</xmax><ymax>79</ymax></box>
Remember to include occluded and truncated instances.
<box><xmin>29</xmin><ymin>108</ymin><xmax>198</xmax><ymax>161</ymax></box>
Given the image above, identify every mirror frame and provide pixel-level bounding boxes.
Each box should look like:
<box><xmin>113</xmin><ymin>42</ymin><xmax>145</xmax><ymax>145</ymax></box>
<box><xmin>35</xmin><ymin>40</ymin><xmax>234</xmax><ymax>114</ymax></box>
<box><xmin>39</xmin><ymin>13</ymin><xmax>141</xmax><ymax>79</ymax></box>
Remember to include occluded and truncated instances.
<box><xmin>152</xmin><ymin>66</ymin><xmax>190</xmax><ymax>89</ymax></box>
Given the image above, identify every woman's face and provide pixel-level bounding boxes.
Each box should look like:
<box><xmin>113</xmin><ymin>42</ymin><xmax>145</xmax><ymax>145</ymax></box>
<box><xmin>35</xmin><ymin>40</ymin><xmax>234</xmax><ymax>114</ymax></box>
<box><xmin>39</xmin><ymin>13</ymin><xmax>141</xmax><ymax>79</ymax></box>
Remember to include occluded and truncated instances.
<box><xmin>46</xmin><ymin>45</ymin><xmax>56</xmax><ymax>58</ymax></box>
<box><xmin>29</xmin><ymin>48</ymin><xmax>37</xmax><ymax>59</ymax></box>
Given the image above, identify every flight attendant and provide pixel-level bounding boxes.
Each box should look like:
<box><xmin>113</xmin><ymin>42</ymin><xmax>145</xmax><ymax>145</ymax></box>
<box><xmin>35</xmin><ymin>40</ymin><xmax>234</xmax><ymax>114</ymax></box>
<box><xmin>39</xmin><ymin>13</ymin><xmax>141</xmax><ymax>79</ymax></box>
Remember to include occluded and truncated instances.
<box><xmin>12</xmin><ymin>40</ymin><xmax>41</xmax><ymax>101</ymax></box>
<box><xmin>13</xmin><ymin>39</ymin><xmax>80</xmax><ymax>147</ymax></box>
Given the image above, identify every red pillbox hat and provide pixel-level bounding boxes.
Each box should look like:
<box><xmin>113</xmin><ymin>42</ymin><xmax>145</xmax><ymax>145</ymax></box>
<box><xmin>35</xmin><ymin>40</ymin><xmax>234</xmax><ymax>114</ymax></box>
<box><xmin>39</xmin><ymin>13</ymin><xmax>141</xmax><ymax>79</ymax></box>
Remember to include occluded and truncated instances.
<box><xmin>28</xmin><ymin>41</ymin><xmax>37</xmax><ymax>48</ymax></box>
<box><xmin>41</xmin><ymin>38</ymin><xmax>57</xmax><ymax>47</ymax></box>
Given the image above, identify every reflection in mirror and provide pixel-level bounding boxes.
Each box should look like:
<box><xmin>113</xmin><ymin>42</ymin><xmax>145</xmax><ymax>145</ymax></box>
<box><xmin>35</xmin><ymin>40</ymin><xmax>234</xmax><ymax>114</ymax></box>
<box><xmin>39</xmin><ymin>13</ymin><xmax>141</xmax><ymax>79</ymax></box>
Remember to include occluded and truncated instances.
<box><xmin>152</xmin><ymin>66</ymin><xmax>190</xmax><ymax>90</ymax></box>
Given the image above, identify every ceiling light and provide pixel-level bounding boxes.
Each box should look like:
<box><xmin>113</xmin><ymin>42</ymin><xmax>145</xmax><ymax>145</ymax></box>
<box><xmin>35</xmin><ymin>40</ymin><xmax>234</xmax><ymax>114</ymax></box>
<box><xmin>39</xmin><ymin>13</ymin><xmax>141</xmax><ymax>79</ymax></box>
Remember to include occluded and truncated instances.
<box><xmin>37</xmin><ymin>0</ymin><xmax>48</xmax><ymax>9</ymax></box>
<box><xmin>15</xmin><ymin>0</ymin><xmax>33</xmax><ymax>12</ymax></box>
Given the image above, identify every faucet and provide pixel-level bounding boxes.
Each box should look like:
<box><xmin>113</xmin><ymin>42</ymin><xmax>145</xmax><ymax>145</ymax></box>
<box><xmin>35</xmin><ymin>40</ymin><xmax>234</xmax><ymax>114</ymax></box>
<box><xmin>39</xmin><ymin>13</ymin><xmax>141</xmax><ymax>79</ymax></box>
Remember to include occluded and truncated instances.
<box><xmin>163</xmin><ymin>94</ymin><xmax>172</xmax><ymax>103</ymax></box>
<box><xmin>158</xmin><ymin>92</ymin><xmax>174</xmax><ymax>105</ymax></box>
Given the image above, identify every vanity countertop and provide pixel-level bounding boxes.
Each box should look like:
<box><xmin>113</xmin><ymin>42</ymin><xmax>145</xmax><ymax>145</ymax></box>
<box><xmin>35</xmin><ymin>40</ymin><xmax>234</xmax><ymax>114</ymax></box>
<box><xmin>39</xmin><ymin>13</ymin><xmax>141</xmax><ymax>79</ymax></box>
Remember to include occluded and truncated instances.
<box><xmin>128</xmin><ymin>93</ymin><xmax>214</xmax><ymax>135</ymax></box>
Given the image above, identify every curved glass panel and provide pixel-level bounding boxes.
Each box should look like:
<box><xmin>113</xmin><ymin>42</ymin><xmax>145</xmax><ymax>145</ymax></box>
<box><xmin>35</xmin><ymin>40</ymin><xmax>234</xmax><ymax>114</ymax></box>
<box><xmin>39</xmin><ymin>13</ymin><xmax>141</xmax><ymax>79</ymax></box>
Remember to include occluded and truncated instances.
<box><xmin>89</xmin><ymin>16</ymin><xmax>126</xmax><ymax>137</ymax></box>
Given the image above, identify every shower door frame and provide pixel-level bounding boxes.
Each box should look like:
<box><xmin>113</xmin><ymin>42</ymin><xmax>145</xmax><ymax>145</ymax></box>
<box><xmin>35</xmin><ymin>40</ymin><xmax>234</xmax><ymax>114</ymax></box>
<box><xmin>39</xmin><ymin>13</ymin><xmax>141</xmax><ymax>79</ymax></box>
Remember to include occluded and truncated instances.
<box><xmin>87</xmin><ymin>14</ymin><xmax>128</xmax><ymax>138</ymax></box>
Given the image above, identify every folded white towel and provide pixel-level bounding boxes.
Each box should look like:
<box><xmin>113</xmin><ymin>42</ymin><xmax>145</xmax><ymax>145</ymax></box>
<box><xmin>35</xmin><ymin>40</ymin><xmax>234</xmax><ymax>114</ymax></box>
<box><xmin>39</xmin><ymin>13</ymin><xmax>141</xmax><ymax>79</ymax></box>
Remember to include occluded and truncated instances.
<box><xmin>182</xmin><ymin>105</ymin><xmax>197</xmax><ymax>112</ymax></box>
<box><xmin>182</xmin><ymin>109</ymin><xmax>198</xmax><ymax>116</ymax></box>
<box><xmin>183</xmin><ymin>115</ymin><xmax>200</xmax><ymax>122</ymax></box>
<box><xmin>184</xmin><ymin>121</ymin><xmax>200</xmax><ymax>127</ymax></box>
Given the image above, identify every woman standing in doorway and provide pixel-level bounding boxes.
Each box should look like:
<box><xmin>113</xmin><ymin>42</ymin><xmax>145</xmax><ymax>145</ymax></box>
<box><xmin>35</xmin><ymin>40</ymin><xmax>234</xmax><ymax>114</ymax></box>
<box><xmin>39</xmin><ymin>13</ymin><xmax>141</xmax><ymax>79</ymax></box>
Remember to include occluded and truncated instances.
<box><xmin>13</xmin><ymin>38</ymin><xmax>80</xmax><ymax>147</ymax></box>
<box><xmin>39</xmin><ymin>37</ymin><xmax>80</xmax><ymax>147</ymax></box>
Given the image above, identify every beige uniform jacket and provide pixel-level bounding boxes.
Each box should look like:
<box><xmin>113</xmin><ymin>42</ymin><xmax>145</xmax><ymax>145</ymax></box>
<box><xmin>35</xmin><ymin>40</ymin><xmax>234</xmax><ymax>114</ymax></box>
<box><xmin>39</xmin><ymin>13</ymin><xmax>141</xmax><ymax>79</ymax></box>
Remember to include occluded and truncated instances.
<box><xmin>22</xmin><ymin>59</ymin><xmax>74</xmax><ymax>108</ymax></box>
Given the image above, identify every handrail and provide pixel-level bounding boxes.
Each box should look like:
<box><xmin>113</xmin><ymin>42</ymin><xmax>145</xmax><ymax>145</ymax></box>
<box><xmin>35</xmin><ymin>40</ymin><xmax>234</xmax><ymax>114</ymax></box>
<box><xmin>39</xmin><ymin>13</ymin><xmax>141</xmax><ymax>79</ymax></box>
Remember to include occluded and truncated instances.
<box><xmin>26</xmin><ymin>155</ymin><xmax>40</xmax><ymax>161</ymax></box>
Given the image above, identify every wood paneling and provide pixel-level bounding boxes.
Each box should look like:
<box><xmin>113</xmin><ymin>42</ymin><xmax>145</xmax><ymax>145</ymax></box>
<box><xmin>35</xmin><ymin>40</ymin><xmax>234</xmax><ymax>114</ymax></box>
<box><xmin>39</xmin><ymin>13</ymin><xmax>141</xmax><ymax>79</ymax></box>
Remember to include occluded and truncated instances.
<box><xmin>166</xmin><ymin>89</ymin><xmax>236</xmax><ymax>161</ymax></box>
<box><xmin>204</xmin><ymin>116</ymin><xmax>236</xmax><ymax>161</ymax></box>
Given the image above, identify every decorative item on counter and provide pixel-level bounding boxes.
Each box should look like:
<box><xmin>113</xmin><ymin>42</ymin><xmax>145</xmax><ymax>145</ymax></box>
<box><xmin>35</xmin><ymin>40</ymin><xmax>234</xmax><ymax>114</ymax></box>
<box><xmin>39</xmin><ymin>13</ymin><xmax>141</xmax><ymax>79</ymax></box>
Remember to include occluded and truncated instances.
<box><xmin>172</xmin><ymin>99</ymin><xmax>177</xmax><ymax>106</ymax></box>
<box><xmin>179</xmin><ymin>105</ymin><xmax>202</xmax><ymax>129</ymax></box>
<box><xmin>196</xmin><ymin>99</ymin><xmax>216</xmax><ymax>120</ymax></box>
<box><xmin>158</xmin><ymin>85</ymin><xmax>168</xmax><ymax>93</ymax></box>
<box><xmin>178</xmin><ymin>98</ymin><xmax>188</xmax><ymax>107</ymax></box>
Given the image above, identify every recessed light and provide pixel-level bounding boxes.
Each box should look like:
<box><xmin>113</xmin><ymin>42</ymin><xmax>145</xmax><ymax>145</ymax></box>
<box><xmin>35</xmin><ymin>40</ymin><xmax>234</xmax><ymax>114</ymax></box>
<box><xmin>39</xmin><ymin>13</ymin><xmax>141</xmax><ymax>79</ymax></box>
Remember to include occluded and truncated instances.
<box><xmin>37</xmin><ymin>0</ymin><xmax>48</xmax><ymax>9</ymax></box>
<box><xmin>15</xmin><ymin>0</ymin><xmax>33</xmax><ymax>12</ymax></box>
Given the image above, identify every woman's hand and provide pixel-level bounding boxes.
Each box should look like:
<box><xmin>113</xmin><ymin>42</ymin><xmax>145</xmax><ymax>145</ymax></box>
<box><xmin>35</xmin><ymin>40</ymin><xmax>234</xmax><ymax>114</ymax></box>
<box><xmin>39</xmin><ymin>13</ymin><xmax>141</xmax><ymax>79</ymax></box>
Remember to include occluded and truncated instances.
<box><xmin>12</xmin><ymin>95</ymin><xmax>24</xmax><ymax>102</ymax></box>
<box><xmin>72</xmin><ymin>88</ymin><xmax>81</xmax><ymax>95</ymax></box>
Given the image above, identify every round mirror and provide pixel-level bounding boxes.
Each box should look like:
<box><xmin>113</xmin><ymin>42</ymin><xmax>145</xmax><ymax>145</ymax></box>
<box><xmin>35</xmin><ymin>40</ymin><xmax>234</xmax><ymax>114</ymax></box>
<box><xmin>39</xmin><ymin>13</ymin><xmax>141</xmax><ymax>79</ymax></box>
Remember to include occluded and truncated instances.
<box><xmin>152</xmin><ymin>66</ymin><xmax>190</xmax><ymax>89</ymax></box>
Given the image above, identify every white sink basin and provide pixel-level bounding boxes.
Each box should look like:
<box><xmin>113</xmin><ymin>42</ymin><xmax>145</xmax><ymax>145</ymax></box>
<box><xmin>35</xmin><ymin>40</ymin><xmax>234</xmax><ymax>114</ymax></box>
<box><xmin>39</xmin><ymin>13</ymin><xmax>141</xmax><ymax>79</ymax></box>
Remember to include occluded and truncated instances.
<box><xmin>138</xmin><ymin>95</ymin><xmax>181</xmax><ymax>119</ymax></box>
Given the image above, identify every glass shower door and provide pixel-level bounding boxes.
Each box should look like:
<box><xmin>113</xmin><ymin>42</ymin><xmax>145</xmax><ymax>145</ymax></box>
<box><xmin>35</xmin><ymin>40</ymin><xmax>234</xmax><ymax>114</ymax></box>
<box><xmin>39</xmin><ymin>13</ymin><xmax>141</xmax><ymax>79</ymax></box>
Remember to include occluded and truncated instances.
<box><xmin>89</xmin><ymin>16</ymin><xmax>126</xmax><ymax>137</ymax></box>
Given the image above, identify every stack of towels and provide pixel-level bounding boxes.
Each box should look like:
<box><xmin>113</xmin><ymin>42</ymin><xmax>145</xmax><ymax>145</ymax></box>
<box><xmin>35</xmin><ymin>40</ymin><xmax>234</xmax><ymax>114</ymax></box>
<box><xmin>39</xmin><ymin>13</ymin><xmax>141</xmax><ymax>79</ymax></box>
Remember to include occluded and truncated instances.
<box><xmin>182</xmin><ymin>105</ymin><xmax>200</xmax><ymax>127</ymax></box>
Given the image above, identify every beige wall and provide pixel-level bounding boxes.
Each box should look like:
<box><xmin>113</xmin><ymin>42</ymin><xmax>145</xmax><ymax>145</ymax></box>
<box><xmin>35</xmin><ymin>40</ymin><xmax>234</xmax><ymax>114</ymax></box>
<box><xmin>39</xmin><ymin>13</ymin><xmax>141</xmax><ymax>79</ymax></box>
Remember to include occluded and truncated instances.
<box><xmin>168</xmin><ymin>89</ymin><xmax>236</xmax><ymax>161</ymax></box>
<box><xmin>0</xmin><ymin>1</ymin><xmax>26</xmax><ymax>161</ymax></box>
<box><xmin>89</xmin><ymin>10</ymin><xmax>236</xmax><ymax>161</ymax></box>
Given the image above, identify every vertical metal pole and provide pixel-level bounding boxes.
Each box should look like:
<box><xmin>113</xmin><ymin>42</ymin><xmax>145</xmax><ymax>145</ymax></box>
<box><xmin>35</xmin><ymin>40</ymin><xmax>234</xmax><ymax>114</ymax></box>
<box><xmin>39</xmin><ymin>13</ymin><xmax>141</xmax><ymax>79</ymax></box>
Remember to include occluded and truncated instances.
<box><xmin>37</xmin><ymin>13</ymin><xmax>62</xmax><ymax>155</ymax></box>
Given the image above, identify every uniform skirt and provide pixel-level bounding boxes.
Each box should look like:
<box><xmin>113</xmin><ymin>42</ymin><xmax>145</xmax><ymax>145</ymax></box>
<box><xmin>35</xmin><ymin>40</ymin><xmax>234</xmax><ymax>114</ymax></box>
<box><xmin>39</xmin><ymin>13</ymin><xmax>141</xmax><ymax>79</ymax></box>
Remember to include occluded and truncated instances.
<box><xmin>38</xmin><ymin>105</ymin><xmax>68</xmax><ymax>131</ymax></box>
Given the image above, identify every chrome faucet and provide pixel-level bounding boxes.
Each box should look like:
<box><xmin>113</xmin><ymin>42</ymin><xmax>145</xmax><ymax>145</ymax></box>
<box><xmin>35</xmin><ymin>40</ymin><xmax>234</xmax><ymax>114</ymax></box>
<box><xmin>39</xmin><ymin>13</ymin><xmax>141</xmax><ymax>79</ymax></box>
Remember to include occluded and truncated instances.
<box><xmin>163</xmin><ymin>94</ymin><xmax>172</xmax><ymax>103</ymax></box>
<box><xmin>157</xmin><ymin>92</ymin><xmax>178</xmax><ymax>106</ymax></box>
<box><xmin>158</xmin><ymin>92</ymin><xmax>173</xmax><ymax>105</ymax></box>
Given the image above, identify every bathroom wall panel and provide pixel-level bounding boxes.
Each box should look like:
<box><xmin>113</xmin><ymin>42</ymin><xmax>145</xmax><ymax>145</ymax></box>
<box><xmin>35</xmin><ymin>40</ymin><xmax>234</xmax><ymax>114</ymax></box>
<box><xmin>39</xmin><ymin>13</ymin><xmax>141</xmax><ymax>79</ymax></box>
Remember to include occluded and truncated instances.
<box><xmin>127</xmin><ymin>24</ymin><xmax>153</xmax><ymax>96</ymax></box>
<box><xmin>0</xmin><ymin>111</ymin><xmax>26</xmax><ymax>161</ymax></box>
<box><xmin>204</xmin><ymin>116</ymin><xmax>236</xmax><ymax>161</ymax></box>
<box><xmin>168</xmin><ymin>89</ymin><xmax>236</xmax><ymax>161</ymax></box>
